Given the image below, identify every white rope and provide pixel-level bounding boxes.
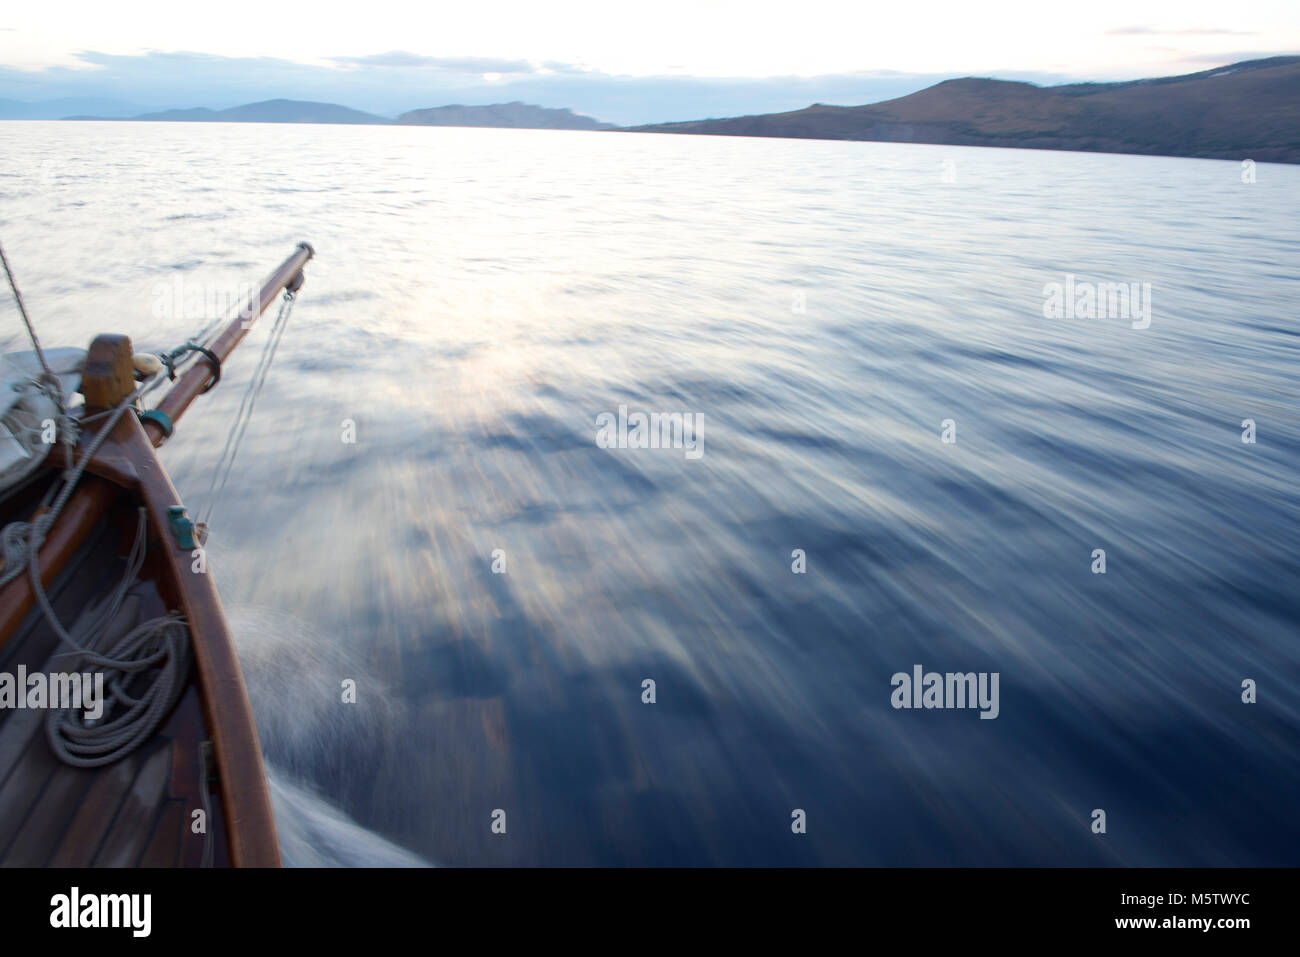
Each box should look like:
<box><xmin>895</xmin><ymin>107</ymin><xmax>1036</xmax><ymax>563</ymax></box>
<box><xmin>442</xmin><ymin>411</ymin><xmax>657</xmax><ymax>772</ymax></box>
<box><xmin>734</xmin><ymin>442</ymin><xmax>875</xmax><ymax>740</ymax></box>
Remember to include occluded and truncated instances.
<box><xmin>0</xmin><ymin>389</ymin><xmax>191</xmax><ymax>768</ymax></box>
<box><xmin>0</xmin><ymin>359</ymin><xmax>187</xmax><ymax>587</ymax></box>
<box><xmin>198</xmin><ymin>290</ymin><xmax>295</xmax><ymax>529</ymax></box>
<box><xmin>0</xmin><ymin>246</ymin><xmax>237</xmax><ymax>784</ymax></box>
<box><xmin>0</xmin><ymin>399</ymin><xmax>132</xmax><ymax>587</ymax></box>
<box><xmin>0</xmin><ymin>251</ymin><xmax>293</xmax><ymax>795</ymax></box>
<box><xmin>41</xmin><ymin>507</ymin><xmax>191</xmax><ymax>768</ymax></box>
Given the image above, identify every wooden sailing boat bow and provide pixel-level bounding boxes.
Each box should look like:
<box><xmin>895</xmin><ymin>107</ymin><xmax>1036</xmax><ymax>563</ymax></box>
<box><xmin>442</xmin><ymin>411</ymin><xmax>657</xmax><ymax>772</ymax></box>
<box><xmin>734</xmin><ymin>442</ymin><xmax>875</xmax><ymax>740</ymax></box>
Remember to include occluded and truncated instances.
<box><xmin>0</xmin><ymin>242</ymin><xmax>314</xmax><ymax>867</ymax></box>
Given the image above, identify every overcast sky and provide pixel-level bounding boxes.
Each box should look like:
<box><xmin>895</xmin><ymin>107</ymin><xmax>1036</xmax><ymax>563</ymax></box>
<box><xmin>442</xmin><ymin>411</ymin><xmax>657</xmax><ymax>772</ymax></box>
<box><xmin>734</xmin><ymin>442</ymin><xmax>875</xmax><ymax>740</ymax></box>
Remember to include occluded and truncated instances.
<box><xmin>2</xmin><ymin>1</ymin><xmax>1297</xmax><ymax>124</ymax></box>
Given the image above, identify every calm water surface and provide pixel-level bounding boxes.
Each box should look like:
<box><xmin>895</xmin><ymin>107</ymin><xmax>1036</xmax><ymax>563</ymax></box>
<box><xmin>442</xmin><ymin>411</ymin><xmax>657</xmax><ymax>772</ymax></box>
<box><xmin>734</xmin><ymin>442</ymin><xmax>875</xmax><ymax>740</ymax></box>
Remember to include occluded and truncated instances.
<box><xmin>2</xmin><ymin>121</ymin><xmax>1298</xmax><ymax>865</ymax></box>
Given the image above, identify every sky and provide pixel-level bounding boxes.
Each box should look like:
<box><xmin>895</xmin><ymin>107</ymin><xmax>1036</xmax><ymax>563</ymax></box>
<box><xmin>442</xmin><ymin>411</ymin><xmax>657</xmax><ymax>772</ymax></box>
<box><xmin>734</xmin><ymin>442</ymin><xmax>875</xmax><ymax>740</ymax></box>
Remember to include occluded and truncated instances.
<box><xmin>1</xmin><ymin>1</ymin><xmax>1298</xmax><ymax>124</ymax></box>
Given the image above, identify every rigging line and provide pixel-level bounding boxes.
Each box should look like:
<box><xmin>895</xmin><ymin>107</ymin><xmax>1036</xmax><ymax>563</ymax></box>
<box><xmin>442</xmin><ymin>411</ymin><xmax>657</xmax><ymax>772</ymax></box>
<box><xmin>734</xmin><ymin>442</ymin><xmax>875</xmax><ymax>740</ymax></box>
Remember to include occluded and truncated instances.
<box><xmin>0</xmin><ymin>396</ymin><xmax>133</xmax><ymax>587</ymax></box>
<box><xmin>196</xmin><ymin>300</ymin><xmax>281</xmax><ymax>526</ymax></box>
<box><xmin>0</xmin><ymin>239</ymin><xmax>55</xmax><ymax>383</ymax></box>
<box><xmin>0</xmin><ymin>387</ymin><xmax>191</xmax><ymax>768</ymax></box>
<box><xmin>0</xmin><ymin>379</ymin><xmax>190</xmax><ymax>767</ymax></box>
<box><xmin>187</xmin><ymin>259</ymin><xmax>278</xmax><ymax>354</ymax></box>
<box><xmin>198</xmin><ymin>290</ymin><xmax>296</xmax><ymax>529</ymax></box>
<box><xmin>202</xmin><ymin>291</ymin><xmax>293</xmax><ymax>527</ymax></box>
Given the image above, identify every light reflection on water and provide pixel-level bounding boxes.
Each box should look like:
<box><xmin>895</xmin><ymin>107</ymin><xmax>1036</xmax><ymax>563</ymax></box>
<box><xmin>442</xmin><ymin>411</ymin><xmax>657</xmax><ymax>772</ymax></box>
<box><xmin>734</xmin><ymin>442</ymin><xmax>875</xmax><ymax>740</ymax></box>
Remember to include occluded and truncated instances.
<box><xmin>2</xmin><ymin>122</ymin><xmax>1298</xmax><ymax>865</ymax></box>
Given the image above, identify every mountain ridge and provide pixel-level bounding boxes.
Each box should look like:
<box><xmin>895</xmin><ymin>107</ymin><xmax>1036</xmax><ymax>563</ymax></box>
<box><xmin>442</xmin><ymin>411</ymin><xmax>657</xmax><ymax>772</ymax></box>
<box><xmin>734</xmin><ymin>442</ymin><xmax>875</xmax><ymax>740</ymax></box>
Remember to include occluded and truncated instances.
<box><xmin>61</xmin><ymin>98</ymin><xmax>613</xmax><ymax>130</ymax></box>
<box><xmin>65</xmin><ymin>98</ymin><xmax>392</xmax><ymax>125</ymax></box>
<box><xmin>398</xmin><ymin>101</ymin><xmax>615</xmax><ymax>130</ymax></box>
<box><xmin>31</xmin><ymin>56</ymin><xmax>1300</xmax><ymax>162</ymax></box>
<box><xmin>632</xmin><ymin>56</ymin><xmax>1300</xmax><ymax>164</ymax></box>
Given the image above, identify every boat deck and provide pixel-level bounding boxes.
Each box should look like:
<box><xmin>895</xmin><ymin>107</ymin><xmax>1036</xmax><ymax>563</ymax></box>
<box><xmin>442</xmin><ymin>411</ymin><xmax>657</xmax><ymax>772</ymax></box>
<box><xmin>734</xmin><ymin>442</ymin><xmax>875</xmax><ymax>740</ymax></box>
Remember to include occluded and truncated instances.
<box><xmin>0</xmin><ymin>505</ymin><xmax>226</xmax><ymax>867</ymax></box>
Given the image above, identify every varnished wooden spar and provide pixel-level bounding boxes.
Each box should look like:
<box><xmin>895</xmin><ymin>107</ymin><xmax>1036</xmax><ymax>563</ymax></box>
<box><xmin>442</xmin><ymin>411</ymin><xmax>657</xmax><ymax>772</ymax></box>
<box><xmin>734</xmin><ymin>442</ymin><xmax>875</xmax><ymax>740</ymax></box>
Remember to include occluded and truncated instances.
<box><xmin>0</xmin><ymin>243</ymin><xmax>316</xmax><ymax>633</ymax></box>
<box><xmin>142</xmin><ymin>241</ymin><xmax>314</xmax><ymax>446</ymax></box>
<box><xmin>0</xmin><ymin>243</ymin><xmax>315</xmax><ymax>867</ymax></box>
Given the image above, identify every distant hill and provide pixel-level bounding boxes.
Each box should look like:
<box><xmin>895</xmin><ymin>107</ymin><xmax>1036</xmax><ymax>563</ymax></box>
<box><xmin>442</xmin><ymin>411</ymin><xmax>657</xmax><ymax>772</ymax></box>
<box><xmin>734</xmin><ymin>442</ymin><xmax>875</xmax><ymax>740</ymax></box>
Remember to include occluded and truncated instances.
<box><xmin>634</xmin><ymin>57</ymin><xmax>1300</xmax><ymax>164</ymax></box>
<box><xmin>66</xmin><ymin>99</ymin><xmax>392</xmax><ymax>124</ymax></box>
<box><xmin>59</xmin><ymin>98</ymin><xmax>616</xmax><ymax>131</ymax></box>
<box><xmin>39</xmin><ymin>59</ymin><xmax>1300</xmax><ymax>161</ymax></box>
<box><xmin>398</xmin><ymin>101</ymin><xmax>615</xmax><ymax>130</ymax></box>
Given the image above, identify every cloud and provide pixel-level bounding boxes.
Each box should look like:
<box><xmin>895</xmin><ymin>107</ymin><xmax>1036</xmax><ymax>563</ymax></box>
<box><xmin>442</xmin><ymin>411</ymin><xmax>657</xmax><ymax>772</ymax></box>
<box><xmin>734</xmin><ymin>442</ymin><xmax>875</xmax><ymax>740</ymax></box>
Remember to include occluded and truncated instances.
<box><xmin>327</xmin><ymin>51</ymin><xmax>536</xmax><ymax>73</ymax></box>
<box><xmin>1106</xmin><ymin>26</ymin><xmax>1258</xmax><ymax>37</ymax></box>
<box><xmin>0</xmin><ymin>49</ymin><xmax>1131</xmax><ymax>126</ymax></box>
<box><xmin>539</xmin><ymin>61</ymin><xmax>591</xmax><ymax>75</ymax></box>
<box><xmin>1173</xmin><ymin>50</ymin><xmax>1300</xmax><ymax>65</ymax></box>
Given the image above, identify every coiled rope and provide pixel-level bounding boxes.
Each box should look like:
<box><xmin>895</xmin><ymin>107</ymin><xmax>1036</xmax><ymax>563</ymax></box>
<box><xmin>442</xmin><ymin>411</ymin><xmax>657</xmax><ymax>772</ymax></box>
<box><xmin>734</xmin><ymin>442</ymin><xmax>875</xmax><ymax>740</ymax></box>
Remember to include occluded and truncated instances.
<box><xmin>41</xmin><ymin>507</ymin><xmax>191</xmax><ymax>768</ymax></box>
<box><xmin>0</xmin><ymin>386</ymin><xmax>193</xmax><ymax>767</ymax></box>
<box><xmin>0</xmin><ymin>241</ymin><xmax>294</xmax><ymax>781</ymax></box>
<box><xmin>1</xmin><ymin>241</ymin><xmax>193</xmax><ymax>768</ymax></box>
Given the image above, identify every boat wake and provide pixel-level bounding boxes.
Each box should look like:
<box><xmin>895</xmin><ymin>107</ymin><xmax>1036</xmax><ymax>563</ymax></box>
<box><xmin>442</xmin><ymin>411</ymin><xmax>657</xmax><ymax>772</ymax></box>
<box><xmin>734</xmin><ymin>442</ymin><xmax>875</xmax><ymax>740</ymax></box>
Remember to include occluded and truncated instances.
<box><xmin>227</xmin><ymin>607</ymin><xmax>432</xmax><ymax>867</ymax></box>
<box><xmin>266</xmin><ymin>768</ymin><xmax>429</xmax><ymax>867</ymax></box>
